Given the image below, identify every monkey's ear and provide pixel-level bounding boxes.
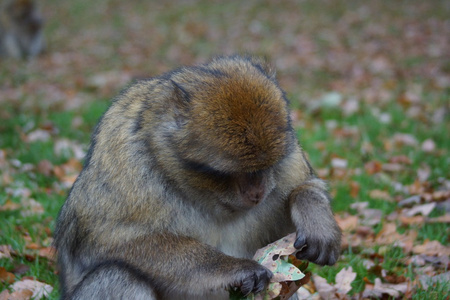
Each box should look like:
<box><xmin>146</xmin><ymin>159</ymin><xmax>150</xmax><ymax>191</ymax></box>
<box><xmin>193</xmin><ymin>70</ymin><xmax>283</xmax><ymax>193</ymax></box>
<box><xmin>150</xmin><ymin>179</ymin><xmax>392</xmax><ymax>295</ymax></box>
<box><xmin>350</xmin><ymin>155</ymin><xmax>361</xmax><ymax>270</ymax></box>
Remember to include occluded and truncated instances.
<box><xmin>170</xmin><ymin>80</ymin><xmax>190</xmax><ymax>125</ymax></box>
<box><xmin>171</xmin><ymin>80</ymin><xmax>190</xmax><ymax>103</ymax></box>
<box><xmin>246</xmin><ymin>56</ymin><xmax>277</xmax><ymax>81</ymax></box>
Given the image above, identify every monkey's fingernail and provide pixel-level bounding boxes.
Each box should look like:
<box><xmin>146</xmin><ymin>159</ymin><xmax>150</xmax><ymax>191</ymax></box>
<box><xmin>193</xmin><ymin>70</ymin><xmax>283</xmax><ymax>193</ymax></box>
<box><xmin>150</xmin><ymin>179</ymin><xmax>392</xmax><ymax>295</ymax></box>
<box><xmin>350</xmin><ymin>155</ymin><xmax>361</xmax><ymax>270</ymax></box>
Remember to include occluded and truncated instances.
<box><xmin>294</xmin><ymin>235</ymin><xmax>307</xmax><ymax>248</ymax></box>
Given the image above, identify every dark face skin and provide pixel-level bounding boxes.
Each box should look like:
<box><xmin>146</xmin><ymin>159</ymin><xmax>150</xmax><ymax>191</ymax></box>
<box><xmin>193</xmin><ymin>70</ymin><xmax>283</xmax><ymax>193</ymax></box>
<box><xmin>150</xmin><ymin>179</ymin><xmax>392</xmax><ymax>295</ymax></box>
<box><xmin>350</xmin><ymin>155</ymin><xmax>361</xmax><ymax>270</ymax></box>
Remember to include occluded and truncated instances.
<box><xmin>234</xmin><ymin>171</ymin><xmax>274</xmax><ymax>209</ymax></box>
<box><xmin>180</xmin><ymin>159</ymin><xmax>277</xmax><ymax>213</ymax></box>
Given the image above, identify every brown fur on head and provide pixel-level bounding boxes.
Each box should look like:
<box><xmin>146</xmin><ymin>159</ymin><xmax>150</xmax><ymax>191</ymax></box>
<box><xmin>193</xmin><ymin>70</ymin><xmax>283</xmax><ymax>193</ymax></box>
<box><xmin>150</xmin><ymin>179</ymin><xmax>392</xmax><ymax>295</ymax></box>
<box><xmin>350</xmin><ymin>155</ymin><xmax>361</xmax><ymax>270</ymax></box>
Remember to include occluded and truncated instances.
<box><xmin>172</xmin><ymin>56</ymin><xmax>293</xmax><ymax>173</ymax></box>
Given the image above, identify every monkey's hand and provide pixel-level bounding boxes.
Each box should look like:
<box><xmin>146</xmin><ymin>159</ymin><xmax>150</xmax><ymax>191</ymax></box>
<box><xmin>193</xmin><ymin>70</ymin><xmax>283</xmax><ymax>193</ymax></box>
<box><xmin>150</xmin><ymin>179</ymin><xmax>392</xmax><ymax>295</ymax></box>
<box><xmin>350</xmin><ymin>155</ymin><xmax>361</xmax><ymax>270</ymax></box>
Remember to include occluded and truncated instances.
<box><xmin>289</xmin><ymin>179</ymin><xmax>342</xmax><ymax>266</ymax></box>
<box><xmin>232</xmin><ymin>260</ymin><xmax>272</xmax><ymax>296</ymax></box>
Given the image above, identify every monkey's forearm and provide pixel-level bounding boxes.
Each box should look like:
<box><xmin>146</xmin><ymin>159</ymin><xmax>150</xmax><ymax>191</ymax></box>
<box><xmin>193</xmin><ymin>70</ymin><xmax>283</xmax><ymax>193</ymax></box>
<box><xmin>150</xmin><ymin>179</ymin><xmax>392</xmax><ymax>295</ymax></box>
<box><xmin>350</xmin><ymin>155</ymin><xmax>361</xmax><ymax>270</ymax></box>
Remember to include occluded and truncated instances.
<box><xmin>289</xmin><ymin>178</ymin><xmax>341</xmax><ymax>265</ymax></box>
<box><xmin>92</xmin><ymin>232</ymin><xmax>271</xmax><ymax>295</ymax></box>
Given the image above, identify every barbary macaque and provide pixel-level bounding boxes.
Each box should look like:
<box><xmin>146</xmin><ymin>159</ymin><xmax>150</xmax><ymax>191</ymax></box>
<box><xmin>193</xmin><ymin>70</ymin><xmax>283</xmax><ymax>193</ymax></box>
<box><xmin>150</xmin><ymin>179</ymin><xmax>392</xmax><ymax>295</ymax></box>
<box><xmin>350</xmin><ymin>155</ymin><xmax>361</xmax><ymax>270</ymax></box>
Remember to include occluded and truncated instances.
<box><xmin>54</xmin><ymin>55</ymin><xmax>341</xmax><ymax>299</ymax></box>
<box><xmin>0</xmin><ymin>0</ymin><xmax>44</xmax><ymax>59</ymax></box>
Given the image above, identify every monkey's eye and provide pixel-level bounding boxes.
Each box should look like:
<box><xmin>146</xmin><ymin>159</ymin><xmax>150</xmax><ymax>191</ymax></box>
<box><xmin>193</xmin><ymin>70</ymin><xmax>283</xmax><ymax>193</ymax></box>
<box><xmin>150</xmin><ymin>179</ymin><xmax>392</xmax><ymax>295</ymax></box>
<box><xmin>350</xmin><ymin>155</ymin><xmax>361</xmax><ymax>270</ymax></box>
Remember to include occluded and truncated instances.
<box><xmin>182</xmin><ymin>160</ymin><xmax>228</xmax><ymax>177</ymax></box>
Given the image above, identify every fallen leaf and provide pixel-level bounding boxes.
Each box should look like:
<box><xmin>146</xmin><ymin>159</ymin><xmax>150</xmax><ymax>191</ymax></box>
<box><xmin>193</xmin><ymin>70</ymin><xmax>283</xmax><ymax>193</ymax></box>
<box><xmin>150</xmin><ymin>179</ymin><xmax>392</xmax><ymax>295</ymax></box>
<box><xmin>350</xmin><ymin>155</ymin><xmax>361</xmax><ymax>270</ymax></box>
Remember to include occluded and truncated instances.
<box><xmin>399</xmin><ymin>215</ymin><xmax>425</xmax><ymax>225</ymax></box>
<box><xmin>12</xmin><ymin>264</ymin><xmax>30</xmax><ymax>276</ymax></box>
<box><xmin>398</xmin><ymin>195</ymin><xmax>421</xmax><ymax>207</ymax></box>
<box><xmin>421</xmin><ymin>139</ymin><xmax>436</xmax><ymax>153</ymax></box>
<box><xmin>20</xmin><ymin>199</ymin><xmax>44</xmax><ymax>217</ymax></box>
<box><xmin>232</xmin><ymin>233</ymin><xmax>309</xmax><ymax>299</ymax></box>
<box><xmin>11</xmin><ymin>279</ymin><xmax>53</xmax><ymax>300</ymax></box>
<box><xmin>364</xmin><ymin>161</ymin><xmax>382</xmax><ymax>174</ymax></box>
<box><xmin>1</xmin><ymin>289</ymin><xmax>33</xmax><ymax>300</ymax></box>
<box><xmin>335</xmin><ymin>214</ymin><xmax>359</xmax><ymax>231</ymax></box>
<box><xmin>375</xmin><ymin>223</ymin><xmax>417</xmax><ymax>252</ymax></box>
<box><xmin>37</xmin><ymin>160</ymin><xmax>53</xmax><ymax>176</ymax></box>
<box><xmin>0</xmin><ymin>199</ymin><xmax>21</xmax><ymax>211</ymax></box>
<box><xmin>360</xmin><ymin>208</ymin><xmax>383</xmax><ymax>226</ymax></box>
<box><xmin>0</xmin><ymin>290</ymin><xmax>9</xmax><ymax>300</ymax></box>
<box><xmin>362</xmin><ymin>278</ymin><xmax>408</xmax><ymax>298</ymax></box>
<box><xmin>312</xmin><ymin>275</ymin><xmax>337</xmax><ymax>300</ymax></box>
<box><xmin>417</xmin><ymin>164</ymin><xmax>431</xmax><ymax>182</ymax></box>
<box><xmin>402</xmin><ymin>203</ymin><xmax>436</xmax><ymax>217</ymax></box>
<box><xmin>38</xmin><ymin>247</ymin><xmax>56</xmax><ymax>261</ymax></box>
<box><xmin>381</xmin><ymin>163</ymin><xmax>404</xmax><ymax>173</ymax></box>
<box><xmin>392</xmin><ymin>133</ymin><xmax>418</xmax><ymax>147</ymax></box>
<box><xmin>427</xmin><ymin>214</ymin><xmax>450</xmax><ymax>223</ymax></box>
<box><xmin>342</xmin><ymin>98</ymin><xmax>359</xmax><ymax>116</ymax></box>
<box><xmin>26</xmin><ymin>129</ymin><xmax>51</xmax><ymax>143</ymax></box>
<box><xmin>334</xmin><ymin>267</ymin><xmax>356</xmax><ymax>294</ymax></box>
<box><xmin>369</xmin><ymin>189</ymin><xmax>392</xmax><ymax>201</ymax></box>
<box><xmin>349</xmin><ymin>181</ymin><xmax>360</xmax><ymax>198</ymax></box>
<box><xmin>419</xmin><ymin>271</ymin><xmax>450</xmax><ymax>289</ymax></box>
<box><xmin>331</xmin><ymin>158</ymin><xmax>348</xmax><ymax>169</ymax></box>
<box><xmin>388</xmin><ymin>155</ymin><xmax>411</xmax><ymax>164</ymax></box>
<box><xmin>53</xmin><ymin>139</ymin><xmax>86</xmax><ymax>160</ymax></box>
<box><xmin>0</xmin><ymin>266</ymin><xmax>15</xmax><ymax>284</ymax></box>
<box><xmin>412</xmin><ymin>240</ymin><xmax>450</xmax><ymax>256</ymax></box>
<box><xmin>0</xmin><ymin>245</ymin><xmax>13</xmax><ymax>259</ymax></box>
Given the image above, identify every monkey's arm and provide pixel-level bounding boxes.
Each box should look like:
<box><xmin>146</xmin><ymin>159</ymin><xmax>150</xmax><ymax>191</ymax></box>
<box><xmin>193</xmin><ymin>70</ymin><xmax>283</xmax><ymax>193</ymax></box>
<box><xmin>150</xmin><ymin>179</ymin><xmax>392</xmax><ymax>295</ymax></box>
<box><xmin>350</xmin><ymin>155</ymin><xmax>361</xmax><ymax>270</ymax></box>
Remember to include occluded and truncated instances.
<box><xmin>289</xmin><ymin>178</ymin><xmax>341</xmax><ymax>266</ymax></box>
<box><xmin>99</xmin><ymin>232</ymin><xmax>272</xmax><ymax>296</ymax></box>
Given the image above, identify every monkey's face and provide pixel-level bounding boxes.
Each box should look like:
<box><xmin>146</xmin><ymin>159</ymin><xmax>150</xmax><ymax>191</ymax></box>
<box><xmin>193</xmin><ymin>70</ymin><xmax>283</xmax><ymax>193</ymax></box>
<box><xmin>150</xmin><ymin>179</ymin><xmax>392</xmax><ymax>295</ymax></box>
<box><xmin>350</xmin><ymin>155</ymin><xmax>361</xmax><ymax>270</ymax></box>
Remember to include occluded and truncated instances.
<box><xmin>169</xmin><ymin>63</ymin><xmax>292</xmax><ymax>212</ymax></box>
<box><xmin>180</xmin><ymin>161</ymin><xmax>277</xmax><ymax>212</ymax></box>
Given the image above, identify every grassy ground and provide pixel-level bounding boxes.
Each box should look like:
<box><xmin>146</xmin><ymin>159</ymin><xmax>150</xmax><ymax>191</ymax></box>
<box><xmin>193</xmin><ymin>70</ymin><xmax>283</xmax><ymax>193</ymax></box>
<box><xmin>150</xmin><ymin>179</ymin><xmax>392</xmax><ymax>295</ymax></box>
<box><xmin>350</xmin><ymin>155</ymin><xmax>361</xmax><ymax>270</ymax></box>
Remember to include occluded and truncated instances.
<box><xmin>1</xmin><ymin>0</ymin><xmax>449</xmax><ymax>298</ymax></box>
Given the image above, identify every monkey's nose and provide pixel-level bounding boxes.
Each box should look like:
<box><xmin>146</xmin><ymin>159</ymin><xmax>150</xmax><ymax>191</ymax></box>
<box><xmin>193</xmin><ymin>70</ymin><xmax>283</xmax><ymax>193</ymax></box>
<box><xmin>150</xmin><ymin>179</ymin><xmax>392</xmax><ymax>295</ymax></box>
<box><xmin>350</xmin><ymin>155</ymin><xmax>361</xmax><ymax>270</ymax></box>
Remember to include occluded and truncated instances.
<box><xmin>247</xmin><ymin>191</ymin><xmax>262</xmax><ymax>205</ymax></box>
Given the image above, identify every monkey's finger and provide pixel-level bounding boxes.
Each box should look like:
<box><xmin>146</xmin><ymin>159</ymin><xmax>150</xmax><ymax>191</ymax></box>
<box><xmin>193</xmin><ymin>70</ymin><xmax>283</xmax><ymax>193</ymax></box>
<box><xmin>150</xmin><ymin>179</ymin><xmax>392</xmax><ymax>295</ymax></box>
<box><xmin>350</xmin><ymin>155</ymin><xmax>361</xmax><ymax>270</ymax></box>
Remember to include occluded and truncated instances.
<box><xmin>240</xmin><ymin>274</ymin><xmax>256</xmax><ymax>296</ymax></box>
<box><xmin>252</xmin><ymin>268</ymin><xmax>272</xmax><ymax>294</ymax></box>
<box><xmin>294</xmin><ymin>232</ymin><xmax>307</xmax><ymax>249</ymax></box>
<box><xmin>296</xmin><ymin>243</ymin><xmax>321</xmax><ymax>263</ymax></box>
<box><xmin>314</xmin><ymin>247</ymin><xmax>331</xmax><ymax>266</ymax></box>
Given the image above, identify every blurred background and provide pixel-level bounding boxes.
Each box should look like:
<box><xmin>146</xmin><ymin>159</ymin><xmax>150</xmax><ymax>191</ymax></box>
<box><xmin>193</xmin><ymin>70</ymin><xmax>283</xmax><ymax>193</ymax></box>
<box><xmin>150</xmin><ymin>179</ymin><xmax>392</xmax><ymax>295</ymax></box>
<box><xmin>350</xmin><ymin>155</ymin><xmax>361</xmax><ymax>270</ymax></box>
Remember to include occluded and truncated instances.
<box><xmin>0</xmin><ymin>0</ymin><xmax>449</xmax><ymax>299</ymax></box>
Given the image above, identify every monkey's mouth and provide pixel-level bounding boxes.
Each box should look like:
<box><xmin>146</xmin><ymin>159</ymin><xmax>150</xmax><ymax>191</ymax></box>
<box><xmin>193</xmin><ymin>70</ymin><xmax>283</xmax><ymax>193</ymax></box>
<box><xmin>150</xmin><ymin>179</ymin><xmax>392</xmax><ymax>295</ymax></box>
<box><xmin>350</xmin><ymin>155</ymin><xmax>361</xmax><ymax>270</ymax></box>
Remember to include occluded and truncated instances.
<box><xmin>220</xmin><ymin>198</ymin><xmax>262</xmax><ymax>214</ymax></box>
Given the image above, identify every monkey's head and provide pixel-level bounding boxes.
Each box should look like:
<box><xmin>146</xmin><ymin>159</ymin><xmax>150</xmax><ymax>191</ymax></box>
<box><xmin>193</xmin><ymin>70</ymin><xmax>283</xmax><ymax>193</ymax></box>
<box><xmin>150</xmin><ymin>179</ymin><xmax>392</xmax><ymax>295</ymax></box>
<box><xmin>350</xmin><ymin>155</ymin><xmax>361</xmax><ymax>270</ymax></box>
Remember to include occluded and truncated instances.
<box><xmin>5</xmin><ymin>0</ymin><xmax>43</xmax><ymax>33</ymax></box>
<box><xmin>167</xmin><ymin>56</ymin><xmax>294</xmax><ymax>212</ymax></box>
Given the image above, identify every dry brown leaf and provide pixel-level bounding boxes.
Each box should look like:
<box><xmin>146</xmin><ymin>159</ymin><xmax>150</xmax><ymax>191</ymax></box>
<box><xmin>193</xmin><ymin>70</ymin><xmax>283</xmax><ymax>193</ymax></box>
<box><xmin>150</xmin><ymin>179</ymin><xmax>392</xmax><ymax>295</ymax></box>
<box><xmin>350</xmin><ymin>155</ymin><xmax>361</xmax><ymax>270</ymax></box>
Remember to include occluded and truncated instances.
<box><xmin>36</xmin><ymin>160</ymin><xmax>53</xmax><ymax>176</ymax></box>
<box><xmin>399</xmin><ymin>215</ymin><xmax>425</xmax><ymax>225</ymax></box>
<box><xmin>369</xmin><ymin>189</ymin><xmax>392</xmax><ymax>201</ymax></box>
<box><xmin>26</xmin><ymin>129</ymin><xmax>51</xmax><ymax>143</ymax></box>
<box><xmin>53</xmin><ymin>139</ymin><xmax>86</xmax><ymax>160</ymax></box>
<box><xmin>388</xmin><ymin>155</ymin><xmax>412</xmax><ymax>164</ymax></box>
<box><xmin>38</xmin><ymin>247</ymin><xmax>56</xmax><ymax>261</ymax></box>
<box><xmin>0</xmin><ymin>266</ymin><xmax>15</xmax><ymax>284</ymax></box>
<box><xmin>419</xmin><ymin>271</ymin><xmax>450</xmax><ymax>289</ymax></box>
<box><xmin>398</xmin><ymin>195</ymin><xmax>421</xmax><ymax>207</ymax></box>
<box><xmin>335</xmin><ymin>214</ymin><xmax>359</xmax><ymax>232</ymax></box>
<box><xmin>334</xmin><ymin>267</ymin><xmax>356</xmax><ymax>294</ymax></box>
<box><xmin>25</xmin><ymin>243</ymin><xmax>40</xmax><ymax>250</ymax></box>
<box><xmin>360</xmin><ymin>208</ymin><xmax>383</xmax><ymax>226</ymax></box>
<box><xmin>427</xmin><ymin>214</ymin><xmax>450</xmax><ymax>223</ymax></box>
<box><xmin>331</xmin><ymin>158</ymin><xmax>348</xmax><ymax>169</ymax></box>
<box><xmin>363</xmin><ymin>278</ymin><xmax>409</xmax><ymax>298</ymax></box>
<box><xmin>0</xmin><ymin>245</ymin><xmax>13</xmax><ymax>259</ymax></box>
<box><xmin>0</xmin><ymin>290</ymin><xmax>10</xmax><ymax>300</ymax></box>
<box><xmin>20</xmin><ymin>199</ymin><xmax>44</xmax><ymax>217</ymax></box>
<box><xmin>381</xmin><ymin>163</ymin><xmax>404</xmax><ymax>173</ymax></box>
<box><xmin>0</xmin><ymin>199</ymin><xmax>21</xmax><ymax>211</ymax></box>
<box><xmin>11</xmin><ymin>279</ymin><xmax>53</xmax><ymax>300</ymax></box>
<box><xmin>402</xmin><ymin>203</ymin><xmax>436</xmax><ymax>217</ymax></box>
<box><xmin>312</xmin><ymin>275</ymin><xmax>337</xmax><ymax>300</ymax></box>
<box><xmin>0</xmin><ymin>289</ymin><xmax>33</xmax><ymax>300</ymax></box>
<box><xmin>364</xmin><ymin>161</ymin><xmax>382</xmax><ymax>174</ymax></box>
<box><xmin>421</xmin><ymin>139</ymin><xmax>436</xmax><ymax>153</ymax></box>
<box><xmin>349</xmin><ymin>181</ymin><xmax>360</xmax><ymax>198</ymax></box>
<box><xmin>392</xmin><ymin>133</ymin><xmax>418</xmax><ymax>147</ymax></box>
<box><xmin>412</xmin><ymin>240</ymin><xmax>450</xmax><ymax>256</ymax></box>
<box><xmin>375</xmin><ymin>223</ymin><xmax>417</xmax><ymax>252</ymax></box>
